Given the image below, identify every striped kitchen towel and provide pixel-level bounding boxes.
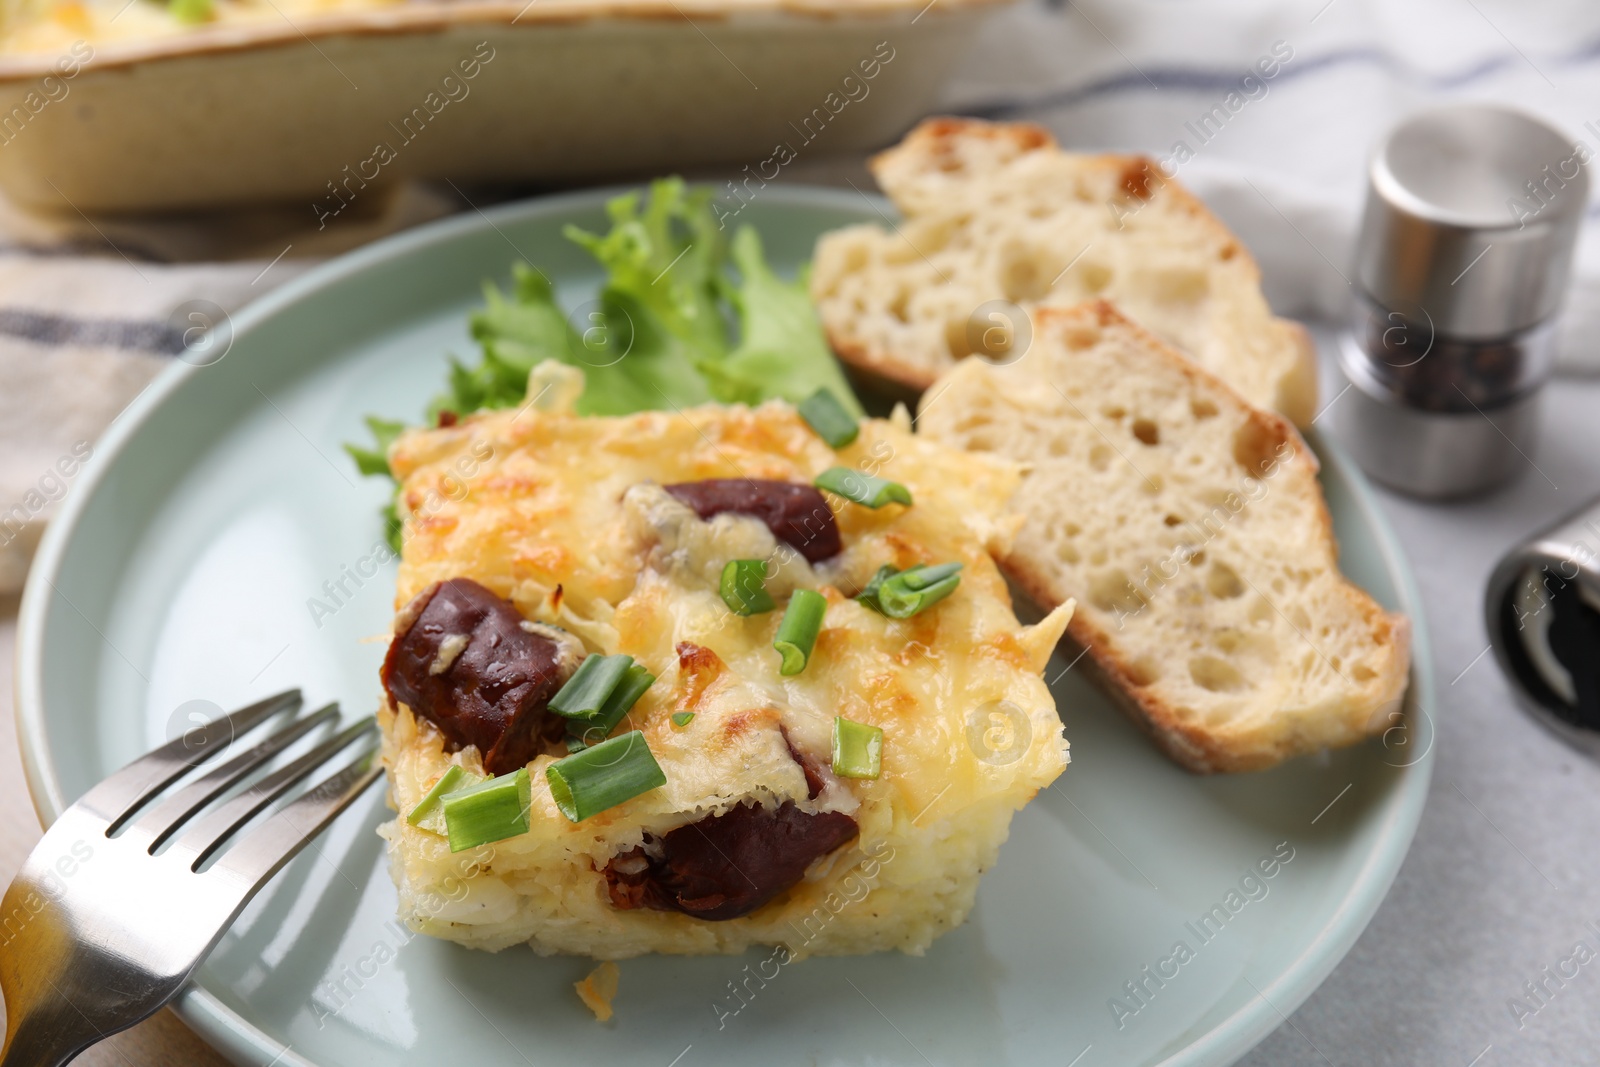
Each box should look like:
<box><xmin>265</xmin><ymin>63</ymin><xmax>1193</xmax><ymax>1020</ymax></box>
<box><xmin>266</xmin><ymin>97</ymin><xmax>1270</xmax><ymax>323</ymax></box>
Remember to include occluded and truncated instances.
<box><xmin>0</xmin><ymin>183</ymin><xmax>457</xmax><ymax>591</ymax></box>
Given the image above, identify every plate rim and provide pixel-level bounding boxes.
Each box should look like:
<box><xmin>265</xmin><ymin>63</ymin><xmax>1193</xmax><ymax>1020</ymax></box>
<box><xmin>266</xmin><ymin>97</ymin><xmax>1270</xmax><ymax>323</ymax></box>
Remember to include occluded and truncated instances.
<box><xmin>14</xmin><ymin>183</ymin><xmax>1436</xmax><ymax>1067</ymax></box>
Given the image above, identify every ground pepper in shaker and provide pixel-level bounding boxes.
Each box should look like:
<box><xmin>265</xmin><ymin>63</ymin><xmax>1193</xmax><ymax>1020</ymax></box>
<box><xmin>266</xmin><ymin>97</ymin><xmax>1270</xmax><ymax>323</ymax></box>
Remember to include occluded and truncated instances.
<box><xmin>1332</xmin><ymin>104</ymin><xmax>1588</xmax><ymax>498</ymax></box>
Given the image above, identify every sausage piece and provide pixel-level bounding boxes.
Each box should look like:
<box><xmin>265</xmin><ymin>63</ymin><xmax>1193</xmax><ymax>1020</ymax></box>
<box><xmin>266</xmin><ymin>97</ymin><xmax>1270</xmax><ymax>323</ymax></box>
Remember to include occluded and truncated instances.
<box><xmin>663</xmin><ymin>479</ymin><xmax>841</xmax><ymax>563</ymax></box>
<box><xmin>382</xmin><ymin>578</ymin><xmax>570</xmax><ymax>775</ymax></box>
<box><xmin>782</xmin><ymin>727</ymin><xmax>828</xmax><ymax>800</ymax></box>
<box><xmin>603</xmin><ymin>801</ymin><xmax>859</xmax><ymax>921</ymax></box>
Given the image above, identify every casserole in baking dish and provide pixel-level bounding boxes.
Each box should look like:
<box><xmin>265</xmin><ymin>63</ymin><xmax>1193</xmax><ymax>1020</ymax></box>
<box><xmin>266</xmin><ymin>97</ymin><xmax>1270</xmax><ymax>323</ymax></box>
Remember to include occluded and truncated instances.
<box><xmin>0</xmin><ymin>0</ymin><xmax>1010</xmax><ymax>212</ymax></box>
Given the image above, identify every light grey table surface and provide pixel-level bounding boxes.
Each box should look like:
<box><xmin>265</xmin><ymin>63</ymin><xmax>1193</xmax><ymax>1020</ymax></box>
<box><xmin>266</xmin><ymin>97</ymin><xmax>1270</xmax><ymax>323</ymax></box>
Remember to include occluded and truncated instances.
<box><xmin>2</xmin><ymin>334</ymin><xmax>1596</xmax><ymax>1067</ymax></box>
<box><xmin>1235</xmin><ymin>333</ymin><xmax>1600</xmax><ymax>1067</ymax></box>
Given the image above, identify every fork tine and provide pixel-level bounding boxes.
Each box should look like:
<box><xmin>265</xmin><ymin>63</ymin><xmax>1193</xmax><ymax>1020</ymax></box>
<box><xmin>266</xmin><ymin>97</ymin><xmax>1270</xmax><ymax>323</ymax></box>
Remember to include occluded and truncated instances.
<box><xmin>168</xmin><ymin>717</ymin><xmax>378</xmax><ymax>870</ymax></box>
<box><xmin>209</xmin><ymin>757</ymin><xmax>383</xmax><ymax>890</ymax></box>
<box><xmin>128</xmin><ymin>703</ymin><xmax>341</xmax><ymax>851</ymax></box>
<box><xmin>78</xmin><ymin>689</ymin><xmax>302</xmax><ymax>830</ymax></box>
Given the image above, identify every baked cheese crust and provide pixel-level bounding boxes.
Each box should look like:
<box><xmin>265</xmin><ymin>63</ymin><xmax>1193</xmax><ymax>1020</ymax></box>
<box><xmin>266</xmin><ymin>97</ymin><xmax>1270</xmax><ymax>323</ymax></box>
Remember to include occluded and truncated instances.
<box><xmin>376</xmin><ymin>366</ymin><xmax>1072</xmax><ymax>958</ymax></box>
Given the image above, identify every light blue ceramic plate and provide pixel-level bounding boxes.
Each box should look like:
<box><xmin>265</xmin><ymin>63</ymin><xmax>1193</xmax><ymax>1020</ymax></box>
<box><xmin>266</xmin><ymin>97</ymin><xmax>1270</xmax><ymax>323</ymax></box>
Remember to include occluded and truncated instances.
<box><xmin>16</xmin><ymin>186</ymin><xmax>1434</xmax><ymax>1067</ymax></box>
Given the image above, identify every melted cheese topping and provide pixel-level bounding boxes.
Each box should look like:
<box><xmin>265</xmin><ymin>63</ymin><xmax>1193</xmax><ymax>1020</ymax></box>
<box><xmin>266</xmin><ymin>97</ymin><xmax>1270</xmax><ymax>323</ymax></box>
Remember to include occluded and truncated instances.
<box><xmin>379</xmin><ymin>370</ymin><xmax>1073</xmax><ymax>956</ymax></box>
<box><xmin>1</xmin><ymin>0</ymin><xmax>400</xmax><ymax>55</ymax></box>
<box><xmin>0</xmin><ymin>0</ymin><xmax>805</xmax><ymax>56</ymax></box>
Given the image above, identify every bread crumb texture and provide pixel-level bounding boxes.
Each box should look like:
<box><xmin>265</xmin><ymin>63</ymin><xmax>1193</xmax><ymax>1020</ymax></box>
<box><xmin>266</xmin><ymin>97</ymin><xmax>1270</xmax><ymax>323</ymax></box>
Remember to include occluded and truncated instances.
<box><xmin>811</xmin><ymin>117</ymin><xmax>1317</xmax><ymax>425</ymax></box>
<box><xmin>918</xmin><ymin>301</ymin><xmax>1409</xmax><ymax>773</ymax></box>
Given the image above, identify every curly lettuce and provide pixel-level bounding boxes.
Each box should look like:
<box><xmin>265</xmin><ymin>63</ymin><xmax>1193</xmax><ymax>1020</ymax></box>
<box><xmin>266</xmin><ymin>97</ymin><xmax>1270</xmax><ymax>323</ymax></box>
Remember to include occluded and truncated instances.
<box><xmin>346</xmin><ymin>178</ymin><xmax>861</xmax><ymax>549</ymax></box>
<box><xmin>701</xmin><ymin>226</ymin><xmax>863</xmax><ymax>415</ymax></box>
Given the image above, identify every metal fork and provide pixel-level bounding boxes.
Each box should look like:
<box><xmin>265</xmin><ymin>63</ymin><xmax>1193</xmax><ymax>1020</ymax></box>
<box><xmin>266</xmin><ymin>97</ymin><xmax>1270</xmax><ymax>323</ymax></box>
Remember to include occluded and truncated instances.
<box><xmin>0</xmin><ymin>690</ymin><xmax>381</xmax><ymax>1066</ymax></box>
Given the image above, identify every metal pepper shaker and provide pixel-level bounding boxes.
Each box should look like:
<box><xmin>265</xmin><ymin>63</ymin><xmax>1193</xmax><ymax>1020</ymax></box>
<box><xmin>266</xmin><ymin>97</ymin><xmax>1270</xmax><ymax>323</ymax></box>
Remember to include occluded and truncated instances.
<box><xmin>1333</xmin><ymin>104</ymin><xmax>1588</xmax><ymax>498</ymax></box>
<box><xmin>1485</xmin><ymin>497</ymin><xmax>1600</xmax><ymax>753</ymax></box>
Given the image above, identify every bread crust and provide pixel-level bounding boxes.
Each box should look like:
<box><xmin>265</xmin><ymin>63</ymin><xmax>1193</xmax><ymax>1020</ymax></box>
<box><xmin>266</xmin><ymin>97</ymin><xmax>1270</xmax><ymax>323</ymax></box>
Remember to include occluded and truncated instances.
<box><xmin>1010</xmin><ymin>571</ymin><xmax>1411</xmax><ymax>774</ymax></box>
<box><xmin>920</xmin><ymin>301</ymin><xmax>1411</xmax><ymax>774</ymax></box>
<box><xmin>828</xmin><ymin>323</ymin><xmax>936</xmax><ymax>396</ymax></box>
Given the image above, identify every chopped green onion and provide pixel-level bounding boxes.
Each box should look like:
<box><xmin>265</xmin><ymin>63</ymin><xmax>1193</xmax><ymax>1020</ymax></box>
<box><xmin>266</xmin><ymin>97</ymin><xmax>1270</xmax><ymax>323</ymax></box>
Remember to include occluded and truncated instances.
<box><xmin>406</xmin><ymin>766</ymin><xmax>482</xmax><ymax>834</ymax></box>
<box><xmin>901</xmin><ymin>561</ymin><xmax>964</xmax><ymax>586</ymax></box>
<box><xmin>832</xmin><ymin>716</ymin><xmax>883</xmax><ymax>779</ymax></box>
<box><xmin>565</xmin><ymin>736</ymin><xmax>590</xmax><ymax>754</ymax></box>
<box><xmin>547</xmin><ymin>732</ymin><xmax>667</xmax><ymax>822</ymax></box>
<box><xmin>856</xmin><ymin>564</ymin><xmax>897</xmax><ymax>610</ymax></box>
<box><xmin>798</xmin><ymin>388</ymin><xmax>860</xmax><ymax>449</ymax></box>
<box><xmin>584</xmin><ymin>663</ymin><xmax>656</xmax><ymax>739</ymax></box>
<box><xmin>597</xmin><ymin>663</ymin><xmax>656</xmax><ymax>728</ymax></box>
<box><xmin>720</xmin><ymin>559</ymin><xmax>776</xmax><ymax>616</ymax></box>
<box><xmin>549</xmin><ymin>653</ymin><xmax>634</xmax><ymax>722</ymax></box>
<box><xmin>774</xmin><ymin>588</ymin><xmax>828</xmax><ymax>676</ymax></box>
<box><xmin>671</xmin><ymin>712</ymin><xmax>695</xmax><ymax>728</ymax></box>
<box><xmin>814</xmin><ymin>467</ymin><xmax>912</xmax><ymax>509</ymax></box>
<box><xmin>441</xmin><ymin>769</ymin><xmax>531</xmax><ymax>852</ymax></box>
<box><xmin>874</xmin><ymin>562</ymin><xmax>963</xmax><ymax>618</ymax></box>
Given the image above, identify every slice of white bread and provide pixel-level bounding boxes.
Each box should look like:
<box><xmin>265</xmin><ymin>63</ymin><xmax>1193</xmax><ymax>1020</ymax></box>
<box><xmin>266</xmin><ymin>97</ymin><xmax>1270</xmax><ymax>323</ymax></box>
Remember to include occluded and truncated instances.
<box><xmin>917</xmin><ymin>301</ymin><xmax>1409</xmax><ymax>773</ymax></box>
<box><xmin>811</xmin><ymin>118</ymin><xmax>1318</xmax><ymax>426</ymax></box>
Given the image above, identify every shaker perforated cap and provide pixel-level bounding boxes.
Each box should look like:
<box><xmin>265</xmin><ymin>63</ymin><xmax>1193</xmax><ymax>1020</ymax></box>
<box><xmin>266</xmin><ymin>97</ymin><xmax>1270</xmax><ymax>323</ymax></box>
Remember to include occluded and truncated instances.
<box><xmin>1354</xmin><ymin>104</ymin><xmax>1589</xmax><ymax>339</ymax></box>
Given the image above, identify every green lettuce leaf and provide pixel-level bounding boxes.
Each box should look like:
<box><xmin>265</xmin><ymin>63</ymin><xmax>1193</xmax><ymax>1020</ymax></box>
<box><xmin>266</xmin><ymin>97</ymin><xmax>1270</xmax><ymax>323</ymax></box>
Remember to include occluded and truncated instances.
<box><xmin>564</xmin><ymin>177</ymin><xmax>728</xmax><ymax>363</ymax></box>
<box><xmin>346</xmin><ymin>178</ymin><xmax>865</xmax><ymax>550</ymax></box>
<box><xmin>702</xmin><ymin>226</ymin><xmax>863</xmax><ymax>415</ymax></box>
<box><xmin>343</xmin><ymin>414</ymin><xmax>407</xmax><ymax>478</ymax></box>
<box><xmin>444</xmin><ymin>177</ymin><xmax>727</xmax><ymax>417</ymax></box>
<box><xmin>447</xmin><ymin>265</ymin><xmax>702</xmax><ymax>417</ymax></box>
<box><xmin>342</xmin><ymin>415</ymin><xmax>410</xmax><ymax>551</ymax></box>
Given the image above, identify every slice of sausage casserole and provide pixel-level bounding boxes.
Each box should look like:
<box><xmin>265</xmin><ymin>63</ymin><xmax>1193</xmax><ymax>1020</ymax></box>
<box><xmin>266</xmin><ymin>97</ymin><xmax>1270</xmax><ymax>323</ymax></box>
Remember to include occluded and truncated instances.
<box><xmin>376</xmin><ymin>366</ymin><xmax>1074</xmax><ymax>959</ymax></box>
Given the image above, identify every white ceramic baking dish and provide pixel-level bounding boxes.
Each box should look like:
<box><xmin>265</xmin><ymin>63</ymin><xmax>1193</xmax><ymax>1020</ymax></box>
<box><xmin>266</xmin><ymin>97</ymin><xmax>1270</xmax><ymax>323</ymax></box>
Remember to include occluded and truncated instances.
<box><xmin>0</xmin><ymin>0</ymin><xmax>1007</xmax><ymax>213</ymax></box>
